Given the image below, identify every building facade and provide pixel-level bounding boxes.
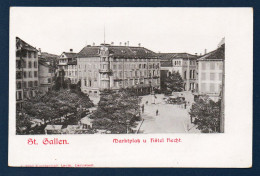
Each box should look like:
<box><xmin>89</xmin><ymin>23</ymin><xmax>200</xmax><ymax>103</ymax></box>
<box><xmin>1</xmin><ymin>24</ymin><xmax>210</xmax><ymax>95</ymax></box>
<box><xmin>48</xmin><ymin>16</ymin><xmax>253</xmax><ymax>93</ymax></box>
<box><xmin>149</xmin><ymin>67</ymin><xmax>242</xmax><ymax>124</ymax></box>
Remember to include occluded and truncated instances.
<box><xmin>58</xmin><ymin>50</ymin><xmax>77</xmax><ymax>78</ymax></box>
<box><xmin>197</xmin><ymin>44</ymin><xmax>225</xmax><ymax>101</ymax></box>
<box><xmin>38</xmin><ymin>60</ymin><xmax>55</xmax><ymax>93</ymax></box>
<box><xmin>77</xmin><ymin>44</ymin><xmax>160</xmax><ymax>96</ymax></box>
<box><xmin>16</xmin><ymin>37</ymin><xmax>39</xmax><ymax>108</ymax></box>
<box><xmin>159</xmin><ymin>53</ymin><xmax>198</xmax><ymax>91</ymax></box>
<box><xmin>67</xmin><ymin>60</ymin><xmax>78</xmax><ymax>84</ymax></box>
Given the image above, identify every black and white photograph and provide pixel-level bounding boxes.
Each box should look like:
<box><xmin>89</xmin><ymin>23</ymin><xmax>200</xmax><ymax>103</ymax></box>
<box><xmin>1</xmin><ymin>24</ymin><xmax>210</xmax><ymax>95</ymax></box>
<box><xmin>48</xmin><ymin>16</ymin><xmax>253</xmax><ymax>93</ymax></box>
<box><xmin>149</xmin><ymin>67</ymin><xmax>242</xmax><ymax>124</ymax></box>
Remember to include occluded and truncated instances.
<box><xmin>14</xmin><ymin>8</ymin><xmax>225</xmax><ymax>135</ymax></box>
<box><xmin>9</xmin><ymin>7</ymin><xmax>252</xmax><ymax>167</ymax></box>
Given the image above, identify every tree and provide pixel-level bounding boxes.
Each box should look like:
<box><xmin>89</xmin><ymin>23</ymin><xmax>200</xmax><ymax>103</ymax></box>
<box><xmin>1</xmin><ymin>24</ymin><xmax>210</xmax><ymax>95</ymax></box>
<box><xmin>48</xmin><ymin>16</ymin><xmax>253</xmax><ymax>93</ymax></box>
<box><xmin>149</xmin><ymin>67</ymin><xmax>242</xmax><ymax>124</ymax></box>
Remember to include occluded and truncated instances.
<box><xmin>90</xmin><ymin>89</ymin><xmax>141</xmax><ymax>134</ymax></box>
<box><xmin>189</xmin><ymin>96</ymin><xmax>221</xmax><ymax>133</ymax></box>
<box><xmin>161</xmin><ymin>71</ymin><xmax>184</xmax><ymax>93</ymax></box>
<box><xmin>22</xmin><ymin>89</ymin><xmax>94</xmax><ymax>126</ymax></box>
<box><xmin>16</xmin><ymin>110</ymin><xmax>32</xmax><ymax>135</ymax></box>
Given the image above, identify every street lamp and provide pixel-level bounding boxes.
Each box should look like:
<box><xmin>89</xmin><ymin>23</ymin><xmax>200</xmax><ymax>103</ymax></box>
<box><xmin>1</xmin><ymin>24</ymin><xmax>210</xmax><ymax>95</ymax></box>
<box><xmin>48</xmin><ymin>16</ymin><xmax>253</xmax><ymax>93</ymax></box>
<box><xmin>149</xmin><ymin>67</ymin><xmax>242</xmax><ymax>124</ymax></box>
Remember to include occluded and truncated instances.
<box><xmin>126</xmin><ymin>119</ymin><xmax>130</xmax><ymax>134</ymax></box>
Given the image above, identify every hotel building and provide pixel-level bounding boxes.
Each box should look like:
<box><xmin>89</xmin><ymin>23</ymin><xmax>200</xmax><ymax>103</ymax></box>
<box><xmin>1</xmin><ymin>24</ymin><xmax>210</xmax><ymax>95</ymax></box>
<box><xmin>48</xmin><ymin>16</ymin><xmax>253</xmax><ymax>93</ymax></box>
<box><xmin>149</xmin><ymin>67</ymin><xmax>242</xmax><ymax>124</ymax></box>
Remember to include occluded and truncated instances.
<box><xmin>77</xmin><ymin>44</ymin><xmax>160</xmax><ymax>96</ymax></box>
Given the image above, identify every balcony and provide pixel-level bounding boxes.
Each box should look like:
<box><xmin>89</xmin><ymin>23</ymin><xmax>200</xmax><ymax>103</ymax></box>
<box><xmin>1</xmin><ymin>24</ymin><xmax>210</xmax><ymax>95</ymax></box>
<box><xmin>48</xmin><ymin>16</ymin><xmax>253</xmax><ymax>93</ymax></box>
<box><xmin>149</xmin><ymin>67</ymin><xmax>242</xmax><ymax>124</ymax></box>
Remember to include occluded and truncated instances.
<box><xmin>99</xmin><ymin>69</ymin><xmax>112</xmax><ymax>73</ymax></box>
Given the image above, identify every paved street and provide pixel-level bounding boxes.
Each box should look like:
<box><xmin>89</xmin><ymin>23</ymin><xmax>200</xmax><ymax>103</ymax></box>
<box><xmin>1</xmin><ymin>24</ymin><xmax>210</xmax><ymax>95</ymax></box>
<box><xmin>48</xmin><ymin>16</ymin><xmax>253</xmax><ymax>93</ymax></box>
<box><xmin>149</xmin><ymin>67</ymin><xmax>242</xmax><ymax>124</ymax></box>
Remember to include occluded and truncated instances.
<box><xmin>139</xmin><ymin>93</ymin><xmax>200</xmax><ymax>133</ymax></box>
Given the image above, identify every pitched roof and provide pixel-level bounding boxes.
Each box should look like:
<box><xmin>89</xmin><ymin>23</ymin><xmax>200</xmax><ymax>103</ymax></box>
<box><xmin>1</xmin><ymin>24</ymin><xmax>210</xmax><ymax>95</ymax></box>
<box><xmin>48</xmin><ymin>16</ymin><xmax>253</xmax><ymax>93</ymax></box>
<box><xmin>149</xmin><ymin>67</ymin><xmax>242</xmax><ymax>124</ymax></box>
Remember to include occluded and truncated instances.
<box><xmin>62</xmin><ymin>52</ymin><xmax>77</xmax><ymax>58</ymax></box>
<box><xmin>158</xmin><ymin>52</ymin><xmax>198</xmax><ymax>67</ymax></box>
<box><xmin>16</xmin><ymin>37</ymin><xmax>38</xmax><ymax>52</ymax></box>
<box><xmin>198</xmin><ymin>44</ymin><xmax>225</xmax><ymax>61</ymax></box>
<box><xmin>77</xmin><ymin>45</ymin><xmax>158</xmax><ymax>58</ymax></box>
<box><xmin>158</xmin><ymin>53</ymin><xmax>198</xmax><ymax>60</ymax></box>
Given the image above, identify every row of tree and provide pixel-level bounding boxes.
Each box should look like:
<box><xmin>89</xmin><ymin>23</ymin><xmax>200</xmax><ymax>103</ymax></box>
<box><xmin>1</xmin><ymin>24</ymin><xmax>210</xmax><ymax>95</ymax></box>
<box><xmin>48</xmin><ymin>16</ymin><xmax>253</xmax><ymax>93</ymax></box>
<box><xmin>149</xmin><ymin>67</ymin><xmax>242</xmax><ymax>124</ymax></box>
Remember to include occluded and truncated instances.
<box><xmin>90</xmin><ymin>88</ymin><xmax>141</xmax><ymax>134</ymax></box>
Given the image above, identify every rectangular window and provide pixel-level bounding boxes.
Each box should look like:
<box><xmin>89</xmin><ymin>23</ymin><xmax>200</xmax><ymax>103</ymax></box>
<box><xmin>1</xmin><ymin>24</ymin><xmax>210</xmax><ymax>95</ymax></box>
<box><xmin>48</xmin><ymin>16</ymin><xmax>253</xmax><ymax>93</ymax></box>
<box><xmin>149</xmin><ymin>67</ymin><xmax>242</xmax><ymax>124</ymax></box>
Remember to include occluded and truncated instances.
<box><xmin>210</xmin><ymin>62</ymin><xmax>215</xmax><ymax>70</ymax></box>
<box><xmin>34</xmin><ymin>71</ymin><xmax>38</xmax><ymax>77</ymax></box>
<box><xmin>28</xmin><ymin>81</ymin><xmax>33</xmax><ymax>87</ymax></box>
<box><xmin>16</xmin><ymin>71</ymin><xmax>22</xmax><ymax>79</ymax></box>
<box><xmin>210</xmin><ymin>83</ymin><xmax>215</xmax><ymax>92</ymax></box>
<box><xmin>29</xmin><ymin>71</ymin><xmax>32</xmax><ymax>78</ymax></box>
<box><xmin>34</xmin><ymin>81</ymin><xmax>38</xmax><ymax>87</ymax></box>
<box><xmin>201</xmin><ymin>73</ymin><xmax>206</xmax><ymax>80</ymax></box>
<box><xmin>210</xmin><ymin>73</ymin><xmax>215</xmax><ymax>80</ymax></box>
<box><xmin>202</xmin><ymin>62</ymin><xmax>206</xmax><ymax>70</ymax></box>
<box><xmin>28</xmin><ymin>52</ymin><xmax>31</xmax><ymax>58</ymax></box>
<box><xmin>16</xmin><ymin>81</ymin><xmax>22</xmax><ymax>89</ymax></box>
<box><xmin>23</xmin><ymin>81</ymin><xmax>27</xmax><ymax>88</ymax></box>
<box><xmin>34</xmin><ymin>61</ymin><xmax>37</xmax><ymax>68</ymax></box>
<box><xmin>23</xmin><ymin>71</ymin><xmax>27</xmax><ymax>78</ymax></box>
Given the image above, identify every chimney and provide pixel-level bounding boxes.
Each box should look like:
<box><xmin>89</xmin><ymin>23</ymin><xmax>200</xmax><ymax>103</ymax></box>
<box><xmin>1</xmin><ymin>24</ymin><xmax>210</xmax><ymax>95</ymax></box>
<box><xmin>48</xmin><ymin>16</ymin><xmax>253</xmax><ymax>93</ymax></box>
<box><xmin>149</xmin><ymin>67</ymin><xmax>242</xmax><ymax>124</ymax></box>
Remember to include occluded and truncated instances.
<box><xmin>138</xmin><ymin>43</ymin><xmax>141</xmax><ymax>47</ymax></box>
<box><xmin>200</xmin><ymin>53</ymin><xmax>202</xmax><ymax>56</ymax></box>
<box><xmin>93</xmin><ymin>42</ymin><xmax>95</xmax><ymax>46</ymax></box>
<box><xmin>119</xmin><ymin>42</ymin><xmax>122</xmax><ymax>46</ymax></box>
<box><xmin>70</xmin><ymin>49</ymin><xmax>73</xmax><ymax>52</ymax></box>
<box><xmin>204</xmin><ymin>49</ymin><xmax>207</xmax><ymax>55</ymax></box>
<box><xmin>195</xmin><ymin>53</ymin><xmax>198</xmax><ymax>56</ymax></box>
<box><xmin>127</xmin><ymin>41</ymin><xmax>129</xmax><ymax>46</ymax></box>
<box><xmin>124</xmin><ymin>42</ymin><xmax>127</xmax><ymax>46</ymax></box>
<box><xmin>38</xmin><ymin>48</ymin><xmax>41</xmax><ymax>54</ymax></box>
<box><xmin>111</xmin><ymin>42</ymin><xmax>114</xmax><ymax>46</ymax></box>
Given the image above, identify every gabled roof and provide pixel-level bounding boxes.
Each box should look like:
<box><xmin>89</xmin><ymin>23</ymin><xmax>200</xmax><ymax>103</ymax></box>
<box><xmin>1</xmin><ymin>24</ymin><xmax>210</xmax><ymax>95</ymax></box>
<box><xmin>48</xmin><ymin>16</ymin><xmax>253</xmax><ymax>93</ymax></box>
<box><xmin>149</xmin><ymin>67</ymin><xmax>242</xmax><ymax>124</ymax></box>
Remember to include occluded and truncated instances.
<box><xmin>16</xmin><ymin>37</ymin><xmax>38</xmax><ymax>52</ymax></box>
<box><xmin>77</xmin><ymin>45</ymin><xmax>158</xmax><ymax>58</ymax></box>
<box><xmin>198</xmin><ymin>44</ymin><xmax>225</xmax><ymax>61</ymax></box>
<box><xmin>59</xmin><ymin>52</ymin><xmax>77</xmax><ymax>59</ymax></box>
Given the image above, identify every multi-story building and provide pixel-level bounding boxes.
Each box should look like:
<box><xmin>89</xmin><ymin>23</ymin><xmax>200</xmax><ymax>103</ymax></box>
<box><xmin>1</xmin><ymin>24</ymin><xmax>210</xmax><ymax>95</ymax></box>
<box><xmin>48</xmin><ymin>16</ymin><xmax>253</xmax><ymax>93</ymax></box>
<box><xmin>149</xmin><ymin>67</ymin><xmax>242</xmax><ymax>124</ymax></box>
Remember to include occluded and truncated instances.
<box><xmin>77</xmin><ymin>44</ymin><xmax>160</xmax><ymax>96</ymax></box>
<box><xmin>197</xmin><ymin>44</ymin><xmax>225</xmax><ymax>101</ymax></box>
<box><xmin>58</xmin><ymin>49</ymin><xmax>77</xmax><ymax>78</ymax></box>
<box><xmin>16</xmin><ymin>37</ymin><xmax>39</xmax><ymax>108</ymax></box>
<box><xmin>67</xmin><ymin>60</ymin><xmax>78</xmax><ymax>84</ymax></box>
<box><xmin>38</xmin><ymin>60</ymin><xmax>55</xmax><ymax>93</ymax></box>
<box><xmin>159</xmin><ymin>53</ymin><xmax>198</xmax><ymax>91</ymax></box>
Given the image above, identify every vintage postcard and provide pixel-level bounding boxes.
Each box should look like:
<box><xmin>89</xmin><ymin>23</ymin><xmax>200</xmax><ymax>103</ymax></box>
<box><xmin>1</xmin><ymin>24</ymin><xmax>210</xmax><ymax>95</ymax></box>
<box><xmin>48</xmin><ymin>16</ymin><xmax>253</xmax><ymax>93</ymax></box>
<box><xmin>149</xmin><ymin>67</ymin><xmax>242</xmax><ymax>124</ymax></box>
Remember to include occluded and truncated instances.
<box><xmin>9</xmin><ymin>7</ymin><xmax>252</xmax><ymax>167</ymax></box>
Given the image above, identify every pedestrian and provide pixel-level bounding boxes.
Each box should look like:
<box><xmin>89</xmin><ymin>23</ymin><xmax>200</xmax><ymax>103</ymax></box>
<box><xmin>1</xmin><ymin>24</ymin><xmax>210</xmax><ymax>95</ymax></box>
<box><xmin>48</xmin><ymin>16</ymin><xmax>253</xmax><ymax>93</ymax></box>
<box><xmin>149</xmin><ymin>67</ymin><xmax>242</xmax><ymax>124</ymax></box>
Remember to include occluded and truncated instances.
<box><xmin>184</xmin><ymin>102</ymin><xmax>187</xmax><ymax>109</ymax></box>
<box><xmin>146</xmin><ymin>101</ymin><xmax>148</xmax><ymax>105</ymax></box>
<box><xmin>156</xmin><ymin>109</ymin><xmax>159</xmax><ymax>116</ymax></box>
<box><xmin>142</xmin><ymin>104</ymin><xmax>144</xmax><ymax>113</ymax></box>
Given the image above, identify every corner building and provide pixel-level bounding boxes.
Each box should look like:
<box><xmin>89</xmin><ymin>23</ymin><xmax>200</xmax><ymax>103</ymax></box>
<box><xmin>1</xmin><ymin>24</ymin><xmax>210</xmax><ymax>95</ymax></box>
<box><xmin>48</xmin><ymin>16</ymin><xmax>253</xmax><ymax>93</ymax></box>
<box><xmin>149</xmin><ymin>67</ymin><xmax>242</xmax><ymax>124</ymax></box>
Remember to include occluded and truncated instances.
<box><xmin>197</xmin><ymin>44</ymin><xmax>225</xmax><ymax>101</ymax></box>
<box><xmin>159</xmin><ymin>53</ymin><xmax>198</xmax><ymax>91</ymax></box>
<box><xmin>16</xmin><ymin>37</ymin><xmax>39</xmax><ymax>108</ymax></box>
<box><xmin>77</xmin><ymin>44</ymin><xmax>160</xmax><ymax>96</ymax></box>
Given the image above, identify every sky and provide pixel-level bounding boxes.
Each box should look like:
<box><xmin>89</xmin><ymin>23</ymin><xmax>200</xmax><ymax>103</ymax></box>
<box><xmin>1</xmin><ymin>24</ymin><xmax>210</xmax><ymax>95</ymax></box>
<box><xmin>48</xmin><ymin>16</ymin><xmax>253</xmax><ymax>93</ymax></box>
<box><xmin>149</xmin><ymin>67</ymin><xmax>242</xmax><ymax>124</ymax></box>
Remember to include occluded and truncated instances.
<box><xmin>11</xmin><ymin>7</ymin><xmax>228</xmax><ymax>55</ymax></box>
